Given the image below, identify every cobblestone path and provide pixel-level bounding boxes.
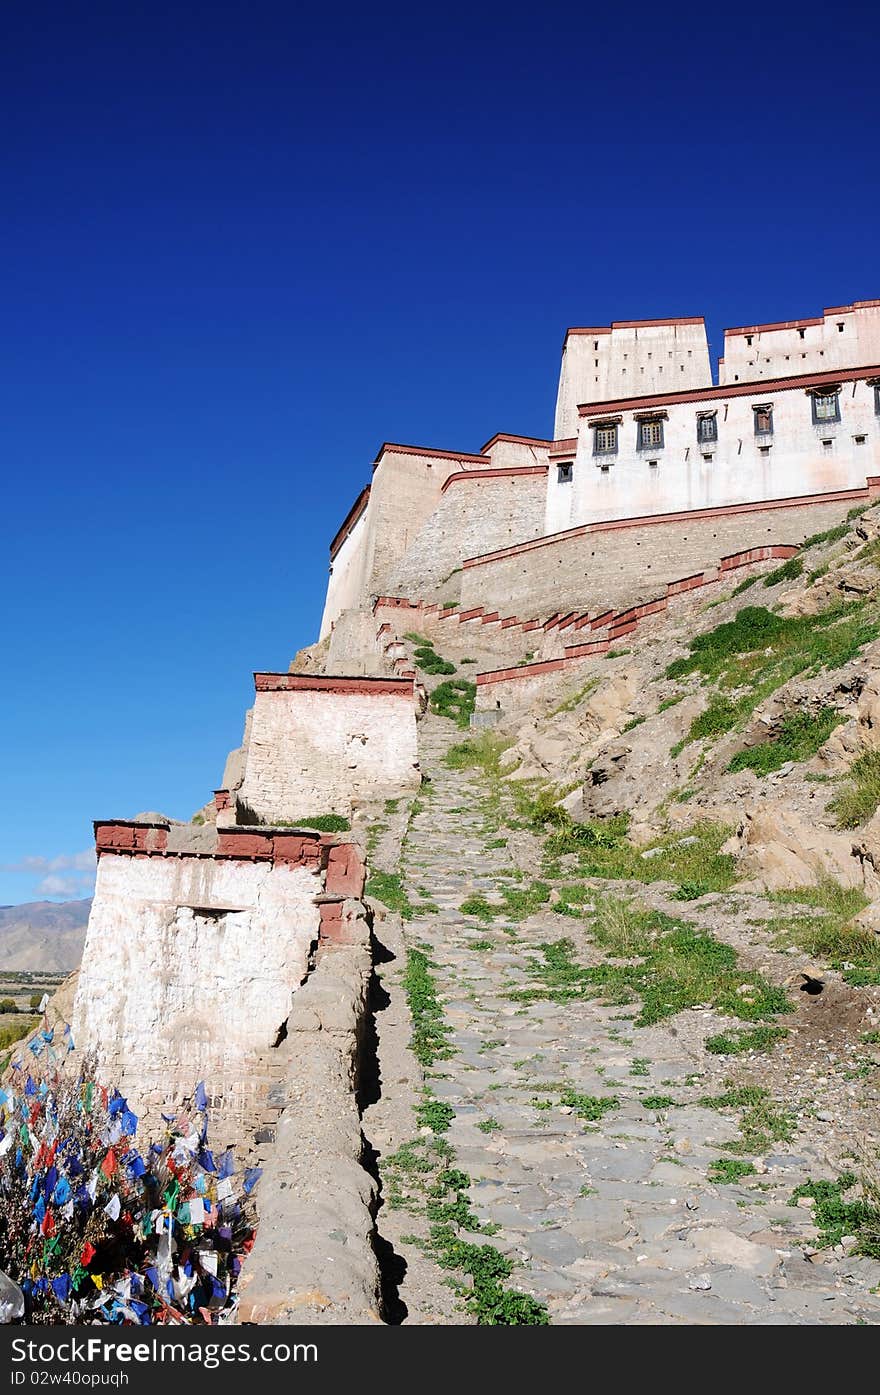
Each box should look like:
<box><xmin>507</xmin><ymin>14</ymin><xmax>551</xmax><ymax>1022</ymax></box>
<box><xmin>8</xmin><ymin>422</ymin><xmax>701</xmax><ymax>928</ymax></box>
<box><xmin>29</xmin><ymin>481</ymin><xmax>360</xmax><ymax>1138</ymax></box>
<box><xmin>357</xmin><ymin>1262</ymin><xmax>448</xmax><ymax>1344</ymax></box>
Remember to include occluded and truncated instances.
<box><xmin>380</xmin><ymin>716</ymin><xmax>880</xmax><ymax>1324</ymax></box>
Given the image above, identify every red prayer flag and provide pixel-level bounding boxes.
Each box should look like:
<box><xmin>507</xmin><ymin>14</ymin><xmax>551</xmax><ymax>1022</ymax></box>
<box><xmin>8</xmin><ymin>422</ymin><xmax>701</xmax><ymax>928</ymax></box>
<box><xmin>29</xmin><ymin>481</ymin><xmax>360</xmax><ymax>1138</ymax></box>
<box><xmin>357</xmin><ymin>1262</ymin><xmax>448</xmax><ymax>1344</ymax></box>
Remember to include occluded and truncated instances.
<box><xmin>100</xmin><ymin>1149</ymin><xmax>117</xmax><ymax>1178</ymax></box>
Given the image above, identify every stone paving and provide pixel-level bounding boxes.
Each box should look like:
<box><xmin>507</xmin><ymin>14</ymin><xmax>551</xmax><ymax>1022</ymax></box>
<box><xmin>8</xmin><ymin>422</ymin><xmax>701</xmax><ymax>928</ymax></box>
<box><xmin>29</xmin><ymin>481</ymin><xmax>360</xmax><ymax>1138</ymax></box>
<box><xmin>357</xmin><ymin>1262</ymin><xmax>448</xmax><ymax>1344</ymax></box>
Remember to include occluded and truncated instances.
<box><xmin>387</xmin><ymin>715</ymin><xmax>880</xmax><ymax>1324</ymax></box>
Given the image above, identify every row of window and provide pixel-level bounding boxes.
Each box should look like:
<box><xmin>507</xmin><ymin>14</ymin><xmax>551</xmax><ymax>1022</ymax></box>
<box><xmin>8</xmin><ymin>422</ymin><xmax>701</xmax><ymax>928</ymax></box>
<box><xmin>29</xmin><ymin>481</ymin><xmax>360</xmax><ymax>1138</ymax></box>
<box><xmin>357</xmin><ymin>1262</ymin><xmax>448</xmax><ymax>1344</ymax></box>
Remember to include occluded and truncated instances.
<box><xmin>590</xmin><ymin>387</ymin><xmax>874</xmax><ymax>459</ymax></box>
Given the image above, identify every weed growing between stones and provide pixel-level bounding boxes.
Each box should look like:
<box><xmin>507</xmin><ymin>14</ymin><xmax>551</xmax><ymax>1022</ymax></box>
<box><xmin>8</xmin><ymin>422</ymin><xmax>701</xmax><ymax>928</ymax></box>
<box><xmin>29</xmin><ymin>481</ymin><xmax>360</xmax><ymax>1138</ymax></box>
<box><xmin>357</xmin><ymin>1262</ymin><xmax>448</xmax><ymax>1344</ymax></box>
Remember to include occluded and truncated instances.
<box><xmin>522</xmin><ymin>806</ymin><xmax>736</xmax><ymax>897</ymax></box>
<box><xmin>460</xmin><ymin>881</ymin><xmax>551</xmax><ymax>922</ymax></box>
<box><xmin>366</xmin><ymin>870</ymin><xmax>438</xmax><ymax>921</ymax></box>
<box><xmin>402</xmin><ymin>948</ymin><xmax>453</xmax><ymax>1066</ymax></box>
<box><xmin>641</xmin><ymin>1095</ymin><xmax>676</xmax><ymax>1111</ymax></box>
<box><xmin>762</xmin><ymin>556</ymin><xmax>804</xmax><ymax>587</ymax></box>
<box><xmin>412</xmin><ymin>643</ymin><xmax>456</xmax><ymax>676</ymax></box>
<box><xmin>788</xmin><ymin>1174</ymin><xmax>880</xmax><ymax>1258</ymax></box>
<box><xmin>704</xmin><ymin>1024</ymin><xmax>790</xmax><ymax>1055</ymax></box>
<box><xmin>559</xmin><ymin>1089</ymin><xmax>619</xmax><ymax>1122</ymax></box>
<box><xmin>708</xmin><ymin>1158</ymin><xmax>758</xmax><ymax>1184</ymax></box>
<box><xmin>699</xmin><ymin>1085</ymin><xmax>794</xmax><ymax>1153</ymax></box>
<box><xmin>288</xmin><ymin>813</ymin><xmax>351</xmax><ymax>832</ymax></box>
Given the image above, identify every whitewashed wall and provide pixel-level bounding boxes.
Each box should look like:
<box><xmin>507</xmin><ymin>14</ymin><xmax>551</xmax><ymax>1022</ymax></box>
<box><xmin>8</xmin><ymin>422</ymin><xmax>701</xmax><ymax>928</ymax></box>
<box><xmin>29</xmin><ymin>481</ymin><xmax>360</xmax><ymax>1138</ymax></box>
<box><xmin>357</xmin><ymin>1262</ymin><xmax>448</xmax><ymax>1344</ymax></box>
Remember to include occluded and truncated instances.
<box><xmin>546</xmin><ymin>374</ymin><xmax>880</xmax><ymax>534</ymax></box>
<box><xmin>72</xmin><ymin>853</ymin><xmax>321</xmax><ymax>1117</ymax></box>
<box><xmin>238</xmin><ymin>684</ymin><xmax>420</xmax><ymax>820</ymax></box>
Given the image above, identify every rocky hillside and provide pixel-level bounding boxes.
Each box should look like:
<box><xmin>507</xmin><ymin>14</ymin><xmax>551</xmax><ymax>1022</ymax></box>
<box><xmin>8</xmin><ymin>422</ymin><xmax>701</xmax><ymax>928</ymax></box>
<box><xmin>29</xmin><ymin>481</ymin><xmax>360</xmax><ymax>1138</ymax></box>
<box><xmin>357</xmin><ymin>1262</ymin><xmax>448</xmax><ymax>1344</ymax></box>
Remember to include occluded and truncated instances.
<box><xmin>0</xmin><ymin>899</ymin><xmax>90</xmax><ymax>970</ymax></box>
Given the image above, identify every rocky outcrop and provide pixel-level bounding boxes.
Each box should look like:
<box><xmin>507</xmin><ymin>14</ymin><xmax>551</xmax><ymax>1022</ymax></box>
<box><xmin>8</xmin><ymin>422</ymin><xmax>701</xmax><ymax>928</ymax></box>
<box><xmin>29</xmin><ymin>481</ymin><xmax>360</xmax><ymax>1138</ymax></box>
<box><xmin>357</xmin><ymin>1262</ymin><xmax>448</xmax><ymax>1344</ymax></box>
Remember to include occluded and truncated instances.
<box><xmin>723</xmin><ymin>804</ymin><xmax>880</xmax><ymax>892</ymax></box>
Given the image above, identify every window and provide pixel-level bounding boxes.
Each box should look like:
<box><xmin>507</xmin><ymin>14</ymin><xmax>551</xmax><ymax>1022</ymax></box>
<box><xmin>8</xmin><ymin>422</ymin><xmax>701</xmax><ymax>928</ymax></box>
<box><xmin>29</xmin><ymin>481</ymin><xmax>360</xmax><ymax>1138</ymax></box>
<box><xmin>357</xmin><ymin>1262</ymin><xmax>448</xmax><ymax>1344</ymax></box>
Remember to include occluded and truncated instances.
<box><xmin>874</xmin><ymin>385</ymin><xmax>880</xmax><ymax>416</ymax></box>
<box><xmin>556</xmin><ymin>463</ymin><xmax>573</xmax><ymax>483</ymax></box>
<box><xmin>753</xmin><ymin>404</ymin><xmax>773</xmax><ymax>436</ymax></box>
<box><xmin>822</xmin><ymin>439</ymin><xmax>834</xmax><ymax>452</ymax></box>
<box><xmin>838</xmin><ymin>322</ymin><xmax>845</xmax><ymax>332</ymax></box>
<box><xmin>593</xmin><ymin>423</ymin><xmax>618</xmax><ymax>455</ymax></box>
<box><xmin>811</xmin><ymin>390</ymin><xmax>840</xmax><ymax>424</ymax></box>
<box><xmin>637</xmin><ymin>418</ymin><xmax>664</xmax><ymax>450</ymax></box>
<box><xmin>697</xmin><ymin>412</ymin><xmax>718</xmax><ymax>444</ymax></box>
<box><xmin>798</xmin><ymin>328</ymin><xmax>806</xmax><ymax>339</ymax></box>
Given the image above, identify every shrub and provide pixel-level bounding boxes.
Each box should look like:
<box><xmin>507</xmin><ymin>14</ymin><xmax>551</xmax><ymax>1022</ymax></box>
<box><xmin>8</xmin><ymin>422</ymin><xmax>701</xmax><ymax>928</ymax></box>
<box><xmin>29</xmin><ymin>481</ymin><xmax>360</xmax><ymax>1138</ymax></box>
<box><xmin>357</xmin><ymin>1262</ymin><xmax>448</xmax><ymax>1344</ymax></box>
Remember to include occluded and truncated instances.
<box><xmin>413</xmin><ymin>645</ymin><xmax>456</xmax><ymax>676</ymax></box>
<box><xmin>430</xmin><ymin>679</ymin><xmax>476</xmax><ymax>727</ymax></box>
<box><xmin>0</xmin><ymin>998</ymin><xmax>17</xmax><ymax>1014</ymax></box>
<box><xmin>762</xmin><ymin>556</ymin><xmax>803</xmax><ymax>587</ymax></box>
<box><xmin>727</xmin><ymin>706</ymin><xmax>844</xmax><ymax>776</ymax></box>
<box><xmin>291</xmin><ymin>813</ymin><xmax>351</xmax><ymax>832</ymax></box>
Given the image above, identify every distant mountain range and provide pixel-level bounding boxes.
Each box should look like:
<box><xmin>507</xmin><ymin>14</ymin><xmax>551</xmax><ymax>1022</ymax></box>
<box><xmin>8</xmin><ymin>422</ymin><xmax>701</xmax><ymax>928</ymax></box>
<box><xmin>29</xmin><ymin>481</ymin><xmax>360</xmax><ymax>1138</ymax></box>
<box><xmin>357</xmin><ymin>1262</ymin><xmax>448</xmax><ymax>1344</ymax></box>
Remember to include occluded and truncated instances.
<box><xmin>0</xmin><ymin>899</ymin><xmax>91</xmax><ymax>971</ymax></box>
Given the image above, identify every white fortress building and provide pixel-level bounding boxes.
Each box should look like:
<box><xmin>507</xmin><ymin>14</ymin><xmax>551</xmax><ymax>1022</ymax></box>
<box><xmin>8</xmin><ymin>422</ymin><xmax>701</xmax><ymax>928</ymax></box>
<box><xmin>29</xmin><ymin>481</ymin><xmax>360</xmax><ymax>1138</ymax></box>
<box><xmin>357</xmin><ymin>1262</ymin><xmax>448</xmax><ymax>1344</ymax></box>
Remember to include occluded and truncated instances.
<box><xmin>320</xmin><ymin>299</ymin><xmax>880</xmax><ymax>646</ymax></box>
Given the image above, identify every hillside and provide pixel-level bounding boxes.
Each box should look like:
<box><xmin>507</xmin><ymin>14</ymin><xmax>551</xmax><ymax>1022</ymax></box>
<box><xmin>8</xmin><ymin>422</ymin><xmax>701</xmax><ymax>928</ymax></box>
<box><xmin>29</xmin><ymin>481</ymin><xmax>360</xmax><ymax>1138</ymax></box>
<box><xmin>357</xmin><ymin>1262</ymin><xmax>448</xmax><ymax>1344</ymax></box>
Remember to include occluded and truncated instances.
<box><xmin>0</xmin><ymin>898</ymin><xmax>90</xmax><ymax>971</ymax></box>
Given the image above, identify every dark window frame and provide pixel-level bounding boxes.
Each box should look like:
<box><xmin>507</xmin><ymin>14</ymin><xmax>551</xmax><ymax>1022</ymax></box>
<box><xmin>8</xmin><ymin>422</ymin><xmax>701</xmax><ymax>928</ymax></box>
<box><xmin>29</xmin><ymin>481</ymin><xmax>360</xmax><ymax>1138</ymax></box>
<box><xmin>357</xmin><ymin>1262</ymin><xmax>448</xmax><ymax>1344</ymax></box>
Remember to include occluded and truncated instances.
<box><xmin>696</xmin><ymin>412</ymin><xmax>718</xmax><ymax>444</ymax></box>
<box><xmin>753</xmin><ymin>404</ymin><xmax>774</xmax><ymax>437</ymax></box>
<box><xmin>811</xmin><ymin>390</ymin><xmax>841</xmax><ymax>426</ymax></box>
<box><xmin>593</xmin><ymin>423</ymin><xmax>619</xmax><ymax>456</ymax></box>
<box><xmin>556</xmin><ymin>462</ymin><xmax>573</xmax><ymax>483</ymax></box>
<box><xmin>636</xmin><ymin>417</ymin><xmax>665</xmax><ymax>451</ymax></box>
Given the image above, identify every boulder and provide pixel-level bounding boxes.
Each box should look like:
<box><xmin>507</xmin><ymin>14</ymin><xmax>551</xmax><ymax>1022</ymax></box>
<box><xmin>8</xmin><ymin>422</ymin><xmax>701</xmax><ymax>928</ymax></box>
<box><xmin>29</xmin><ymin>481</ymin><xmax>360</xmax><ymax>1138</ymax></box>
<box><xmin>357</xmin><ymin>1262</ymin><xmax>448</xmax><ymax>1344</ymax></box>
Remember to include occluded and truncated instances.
<box><xmin>727</xmin><ymin>804</ymin><xmax>870</xmax><ymax>891</ymax></box>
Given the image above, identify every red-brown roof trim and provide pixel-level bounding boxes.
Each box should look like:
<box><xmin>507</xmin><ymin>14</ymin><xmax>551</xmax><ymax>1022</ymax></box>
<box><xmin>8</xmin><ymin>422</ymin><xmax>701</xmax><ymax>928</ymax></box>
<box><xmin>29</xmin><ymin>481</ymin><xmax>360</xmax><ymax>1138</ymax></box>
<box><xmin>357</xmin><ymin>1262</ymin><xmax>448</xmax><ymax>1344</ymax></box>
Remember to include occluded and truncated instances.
<box><xmin>441</xmin><ymin>465</ymin><xmax>548</xmax><ymax>493</ymax></box>
<box><xmin>329</xmin><ymin>484</ymin><xmax>370</xmax><ymax>560</ymax></box>
<box><xmin>565</xmin><ymin>317</ymin><xmax>704</xmax><ymax>340</ymax></box>
<box><xmin>372</xmin><ymin>442</ymin><xmax>490</xmax><ymax>468</ymax></box>
<box><xmin>578</xmin><ymin>363</ymin><xmax>880</xmax><ymax>418</ymax></box>
<box><xmin>480</xmin><ymin>432</ymin><xmax>553</xmax><ymax>452</ymax></box>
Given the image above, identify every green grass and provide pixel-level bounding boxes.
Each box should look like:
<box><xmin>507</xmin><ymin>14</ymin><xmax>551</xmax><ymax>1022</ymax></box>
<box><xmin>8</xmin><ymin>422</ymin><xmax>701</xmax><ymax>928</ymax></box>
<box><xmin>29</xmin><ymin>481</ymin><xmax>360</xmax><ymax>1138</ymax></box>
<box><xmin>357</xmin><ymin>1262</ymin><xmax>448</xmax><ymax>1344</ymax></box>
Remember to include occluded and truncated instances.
<box><xmin>727</xmin><ymin>707</ymin><xmax>844</xmax><ymax>776</ymax></box>
<box><xmin>460</xmin><ymin>881</ymin><xmax>551</xmax><ymax>922</ymax></box>
<box><xmin>444</xmin><ymin>733</ymin><xmax>512</xmax><ymax>775</ymax></box>
<box><xmin>413</xmin><ymin>644</ymin><xmax>456</xmax><ymax>676</ymax></box>
<box><xmin>415</xmin><ymin>1094</ymin><xmax>455</xmax><ymax>1133</ymax></box>
<box><xmin>658</xmin><ymin>694</ymin><xmax>684</xmax><ymax>712</ymax></box>
<box><xmin>510</xmin><ymin>900</ymin><xmax>791</xmax><ymax>1028</ymax></box>
<box><xmin>731</xmin><ymin>574</ymin><xmax>758</xmax><ymax>597</ymax></box>
<box><xmin>801</xmin><ymin>523</ymin><xmax>849</xmax><ymax>550</ymax></box>
<box><xmin>384</xmin><ymin>1137</ymin><xmax>549</xmax><ymax>1324</ymax></box>
<box><xmin>828</xmin><ymin>750</ymin><xmax>880</xmax><ymax>828</ymax></box>
<box><xmin>365</xmin><ymin>870</ymin><xmax>432</xmax><ymax>919</ymax></box>
<box><xmin>621</xmin><ymin>715</ymin><xmax>645</xmax><ymax>733</ymax></box>
<box><xmin>765</xmin><ymin>879</ymin><xmax>879</xmax><ymax>984</ymax></box>
<box><xmin>704</xmin><ymin>1024</ymin><xmax>789</xmax><ymax>1055</ymax></box>
<box><xmin>668</xmin><ymin>602</ymin><xmax>880</xmax><ymax>749</ymax></box>
<box><xmin>699</xmin><ymin>1085</ymin><xmax>794</xmax><ymax>1153</ymax></box>
<box><xmin>708</xmin><ymin>1159</ymin><xmax>757</xmax><ymax>1184</ymax></box>
<box><xmin>560</xmin><ymin>1089</ymin><xmax>619</xmax><ymax>1122</ymax></box>
<box><xmin>788</xmin><ymin>1174</ymin><xmax>880</xmax><ymax>1258</ymax></box>
<box><xmin>762</xmin><ymin>556</ymin><xmax>803</xmax><ymax>587</ymax></box>
<box><xmin>290</xmin><ymin>812</ymin><xmax>351</xmax><ymax>832</ymax></box>
<box><xmin>641</xmin><ymin>1095</ymin><xmax>676</xmax><ymax>1110</ymax></box>
<box><xmin>0</xmin><ymin>1015</ymin><xmax>39</xmax><ymax>1052</ymax></box>
<box><xmin>532</xmin><ymin>809</ymin><xmax>736</xmax><ymax>896</ymax></box>
<box><xmin>476</xmin><ymin>1117</ymin><xmax>501</xmax><ymax>1134</ymax></box>
<box><xmin>402</xmin><ymin>948</ymin><xmax>452</xmax><ymax>1066</ymax></box>
<box><xmin>430</xmin><ymin>679</ymin><xmax>476</xmax><ymax>728</ymax></box>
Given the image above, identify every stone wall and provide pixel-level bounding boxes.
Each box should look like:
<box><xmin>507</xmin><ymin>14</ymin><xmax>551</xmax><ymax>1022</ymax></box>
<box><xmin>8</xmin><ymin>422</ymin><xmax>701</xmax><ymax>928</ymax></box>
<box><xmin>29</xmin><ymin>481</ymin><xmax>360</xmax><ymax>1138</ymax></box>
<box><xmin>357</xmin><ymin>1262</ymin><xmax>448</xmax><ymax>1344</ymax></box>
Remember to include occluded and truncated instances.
<box><xmin>236</xmin><ymin>899</ymin><xmax>381</xmax><ymax>1324</ymax></box>
<box><xmin>237</xmin><ymin>674</ymin><xmax>420</xmax><ymax>821</ymax></box>
<box><xmin>386</xmin><ymin>468</ymin><xmax>547</xmax><ymax>600</ymax></box>
<box><xmin>461</xmin><ymin>488</ymin><xmax>875</xmax><ymax>620</ymax></box>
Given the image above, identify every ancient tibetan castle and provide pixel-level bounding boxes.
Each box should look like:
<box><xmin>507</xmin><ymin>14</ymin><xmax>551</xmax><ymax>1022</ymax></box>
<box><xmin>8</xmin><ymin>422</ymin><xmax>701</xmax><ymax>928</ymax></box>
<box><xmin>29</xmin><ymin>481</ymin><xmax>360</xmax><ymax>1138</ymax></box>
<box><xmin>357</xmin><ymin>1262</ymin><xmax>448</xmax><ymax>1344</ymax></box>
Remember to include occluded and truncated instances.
<box><xmin>15</xmin><ymin>297</ymin><xmax>880</xmax><ymax>1322</ymax></box>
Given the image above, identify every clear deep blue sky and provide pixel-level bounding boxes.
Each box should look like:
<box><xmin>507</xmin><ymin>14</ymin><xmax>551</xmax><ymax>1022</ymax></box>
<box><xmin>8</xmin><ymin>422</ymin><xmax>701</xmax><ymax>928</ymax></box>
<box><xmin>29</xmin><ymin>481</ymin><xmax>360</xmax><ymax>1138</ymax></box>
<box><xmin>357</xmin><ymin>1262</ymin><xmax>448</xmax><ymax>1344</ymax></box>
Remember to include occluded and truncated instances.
<box><xmin>2</xmin><ymin>0</ymin><xmax>877</xmax><ymax>903</ymax></box>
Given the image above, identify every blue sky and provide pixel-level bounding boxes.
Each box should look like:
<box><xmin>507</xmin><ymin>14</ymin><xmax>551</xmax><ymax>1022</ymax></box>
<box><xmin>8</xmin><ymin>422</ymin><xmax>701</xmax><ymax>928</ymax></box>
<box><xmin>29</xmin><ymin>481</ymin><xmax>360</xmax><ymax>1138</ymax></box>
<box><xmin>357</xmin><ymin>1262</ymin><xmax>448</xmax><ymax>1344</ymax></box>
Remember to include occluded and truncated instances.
<box><xmin>2</xmin><ymin>0</ymin><xmax>877</xmax><ymax>904</ymax></box>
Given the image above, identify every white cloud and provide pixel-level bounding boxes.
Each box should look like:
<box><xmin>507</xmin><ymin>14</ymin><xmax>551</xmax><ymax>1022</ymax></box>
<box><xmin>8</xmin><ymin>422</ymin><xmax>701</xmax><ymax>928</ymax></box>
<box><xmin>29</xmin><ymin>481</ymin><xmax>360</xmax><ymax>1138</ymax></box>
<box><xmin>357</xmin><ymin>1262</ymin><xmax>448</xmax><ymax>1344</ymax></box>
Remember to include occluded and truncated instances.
<box><xmin>2</xmin><ymin>849</ymin><xmax>96</xmax><ymax>876</ymax></box>
<box><xmin>36</xmin><ymin>873</ymin><xmax>91</xmax><ymax>897</ymax></box>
